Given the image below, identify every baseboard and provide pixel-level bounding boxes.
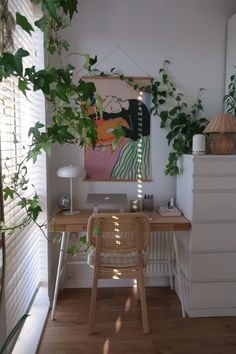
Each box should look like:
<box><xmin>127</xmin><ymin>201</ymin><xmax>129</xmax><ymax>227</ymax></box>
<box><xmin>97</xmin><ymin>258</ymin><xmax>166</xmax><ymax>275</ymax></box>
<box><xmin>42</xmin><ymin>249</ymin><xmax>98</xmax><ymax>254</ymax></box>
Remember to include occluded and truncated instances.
<box><xmin>188</xmin><ymin>307</ymin><xmax>236</xmax><ymax>317</ymax></box>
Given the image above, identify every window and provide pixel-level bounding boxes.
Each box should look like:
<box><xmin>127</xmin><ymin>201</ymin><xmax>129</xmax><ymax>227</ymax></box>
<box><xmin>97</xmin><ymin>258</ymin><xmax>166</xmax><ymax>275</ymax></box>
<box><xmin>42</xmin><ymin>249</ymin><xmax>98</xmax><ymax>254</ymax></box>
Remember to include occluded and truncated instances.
<box><xmin>0</xmin><ymin>0</ymin><xmax>47</xmax><ymax>344</ymax></box>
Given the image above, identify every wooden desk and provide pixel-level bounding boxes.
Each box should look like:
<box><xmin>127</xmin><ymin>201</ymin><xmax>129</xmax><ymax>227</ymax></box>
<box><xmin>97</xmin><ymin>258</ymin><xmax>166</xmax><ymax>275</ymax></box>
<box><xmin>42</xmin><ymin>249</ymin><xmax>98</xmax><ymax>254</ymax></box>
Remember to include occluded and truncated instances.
<box><xmin>51</xmin><ymin>209</ymin><xmax>191</xmax><ymax>233</ymax></box>
<box><xmin>50</xmin><ymin>210</ymin><xmax>191</xmax><ymax>320</ymax></box>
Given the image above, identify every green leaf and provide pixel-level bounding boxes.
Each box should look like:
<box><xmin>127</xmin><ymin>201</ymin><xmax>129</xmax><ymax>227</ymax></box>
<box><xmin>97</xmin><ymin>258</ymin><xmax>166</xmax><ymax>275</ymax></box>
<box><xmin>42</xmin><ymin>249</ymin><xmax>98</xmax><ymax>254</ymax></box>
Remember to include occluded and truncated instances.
<box><xmin>42</xmin><ymin>141</ymin><xmax>52</xmax><ymax>156</ymax></box>
<box><xmin>3</xmin><ymin>187</ymin><xmax>14</xmax><ymax>200</ymax></box>
<box><xmin>57</xmin><ymin>65</ymin><xmax>74</xmax><ymax>85</ymax></box>
<box><xmin>17</xmin><ymin>198</ymin><xmax>27</xmax><ymax>208</ymax></box>
<box><xmin>62</xmin><ymin>40</ymin><xmax>70</xmax><ymax>51</ymax></box>
<box><xmin>80</xmin><ymin>235</ymin><xmax>87</xmax><ymax>244</ymax></box>
<box><xmin>30</xmin><ymin>205</ymin><xmax>42</xmax><ymax>221</ymax></box>
<box><xmin>51</xmin><ymin>83</ymin><xmax>70</xmax><ymax>102</ymax></box>
<box><xmin>34</xmin><ymin>16</ymin><xmax>49</xmax><ymax>31</ymax></box>
<box><xmin>60</xmin><ymin>0</ymin><xmax>78</xmax><ymax>19</ymax></box>
<box><xmin>41</xmin><ymin>0</ymin><xmax>61</xmax><ymax>21</ymax></box>
<box><xmin>67</xmin><ymin>244</ymin><xmax>81</xmax><ymax>256</ymax></box>
<box><xmin>27</xmin><ymin>149</ymin><xmax>40</xmax><ymax>163</ymax></box>
<box><xmin>0</xmin><ymin>314</ymin><xmax>29</xmax><ymax>354</ymax></box>
<box><xmin>78</xmin><ymin>80</ymin><xmax>96</xmax><ymax>101</ymax></box>
<box><xmin>169</xmin><ymin>107</ymin><xmax>178</xmax><ymax>116</ymax></box>
<box><xmin>16</xmin><ymin>12</ymin><xmax>34</xmax><ymax>35</ymax></box>
<box><xmin>0</xmin><ymin>53</ymin><xmax>18</xmax><ymax>76</ymax></box>
<box><xmin>15</xmin><ymin>48</ymin><xmax>30</xmax><ymax>76</ymax></box>
<box><xmin>47</xmin><ymin>125</ymin><xmax>75</xmax><ymax>144</ymax></box>
<box><xmin>93</xmin><ymin>226</ymin><xmax>102</xmax><ymax>237</ymax></box>
<box><xmin>83</xmin><ymin>54</ymin><xmax>97</xmax><ymax>71</ymax></box>
<box><xmin>18</xmin><ymin>78</ymin><xmax>30</xmax><ymax>96</ymax></box>
<box><xmin>28</xmin><ymin>122</ymin><xmax>44</xmax><ymax>139</ymax></box>
<box><xmin>163</xmin><ymin>73</ymin><xmax>168</xmax><ymax>84</ymax></box>
<box><xmin>25</xmin><ymin>66</ymin><xmax>36</xmax><ymax>81</ymax></box>
<box><xmin>159</xmin><ymin>111</ymin><xmax>169</xmax><ymax>126</ymax></box>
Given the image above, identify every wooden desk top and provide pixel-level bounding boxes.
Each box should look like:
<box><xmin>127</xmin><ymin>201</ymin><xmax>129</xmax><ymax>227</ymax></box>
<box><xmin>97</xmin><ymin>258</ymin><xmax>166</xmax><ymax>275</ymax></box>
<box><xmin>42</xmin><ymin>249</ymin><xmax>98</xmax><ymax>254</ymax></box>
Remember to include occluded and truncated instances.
<box><xmin>50</xmin><ymin>210</ymin><xmax>191</xmax><ymax>233</ymax></box>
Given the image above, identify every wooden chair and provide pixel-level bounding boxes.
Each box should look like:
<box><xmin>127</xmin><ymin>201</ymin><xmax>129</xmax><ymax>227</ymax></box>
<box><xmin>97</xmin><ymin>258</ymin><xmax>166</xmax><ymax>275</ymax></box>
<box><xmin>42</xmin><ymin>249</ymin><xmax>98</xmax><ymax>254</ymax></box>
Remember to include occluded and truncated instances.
<box><xmin>87</xmin><ymin>212</ymin><xmax>150</xmax><ymax>334</ymax></box>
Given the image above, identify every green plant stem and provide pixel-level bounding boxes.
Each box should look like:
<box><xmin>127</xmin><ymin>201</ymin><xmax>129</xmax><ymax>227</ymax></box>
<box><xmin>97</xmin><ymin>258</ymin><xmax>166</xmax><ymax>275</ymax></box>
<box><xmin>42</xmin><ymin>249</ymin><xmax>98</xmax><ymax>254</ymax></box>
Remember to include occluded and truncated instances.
<box><xmin>0</xmin><ymin>314</ymin><xmax>29</xmax><ymax>354</ymax></box>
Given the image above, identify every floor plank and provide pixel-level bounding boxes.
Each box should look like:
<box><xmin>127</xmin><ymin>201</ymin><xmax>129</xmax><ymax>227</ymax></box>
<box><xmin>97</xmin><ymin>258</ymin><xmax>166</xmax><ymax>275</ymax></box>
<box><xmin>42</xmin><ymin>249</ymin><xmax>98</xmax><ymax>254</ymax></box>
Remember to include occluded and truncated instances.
<box><xmin>37</xmin><ymin>287</ymin><xmax>236</xmax><ymax>354</ymax></box>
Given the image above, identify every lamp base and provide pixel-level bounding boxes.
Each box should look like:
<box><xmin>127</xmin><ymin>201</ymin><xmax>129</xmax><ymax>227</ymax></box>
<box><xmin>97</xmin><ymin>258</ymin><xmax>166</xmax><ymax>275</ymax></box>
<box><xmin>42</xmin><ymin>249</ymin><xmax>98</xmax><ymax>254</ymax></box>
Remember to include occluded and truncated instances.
<box><xmin>210</xmin><ymin>134</ymin><xmax>234</xmax><ymax>155</ymax></box>
<box><xmin>62</xmin><ymin>210</ymin><xmax>80</xmax><ymax>215</ymax></box>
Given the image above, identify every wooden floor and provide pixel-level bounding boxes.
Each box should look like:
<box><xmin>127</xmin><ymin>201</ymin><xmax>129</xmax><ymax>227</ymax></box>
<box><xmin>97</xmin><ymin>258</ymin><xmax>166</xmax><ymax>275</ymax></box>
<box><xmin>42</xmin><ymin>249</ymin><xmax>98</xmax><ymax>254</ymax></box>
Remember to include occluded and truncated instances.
<box><xmin>38</xmin><ymin>287</ymin><xmax>236</xmax><ymax>354</ymax></box>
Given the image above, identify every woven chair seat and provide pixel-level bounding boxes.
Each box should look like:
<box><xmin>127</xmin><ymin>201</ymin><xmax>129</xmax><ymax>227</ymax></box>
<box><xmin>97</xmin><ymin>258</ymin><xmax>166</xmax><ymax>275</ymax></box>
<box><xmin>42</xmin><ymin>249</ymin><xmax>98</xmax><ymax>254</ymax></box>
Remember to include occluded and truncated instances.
<box><xmin>87</xmin><ymin>250</ymin><xmax>149</xmax><ymax>268</ymax></box>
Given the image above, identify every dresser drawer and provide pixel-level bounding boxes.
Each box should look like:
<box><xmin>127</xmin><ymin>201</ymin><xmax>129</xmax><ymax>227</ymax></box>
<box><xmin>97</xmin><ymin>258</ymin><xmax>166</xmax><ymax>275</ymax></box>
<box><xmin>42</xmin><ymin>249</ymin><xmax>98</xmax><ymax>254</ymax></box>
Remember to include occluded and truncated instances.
<box><xmin>193</xmin><ymin>175</ymin><xmax>236</xmax><ymax>190</ymax></box>
<box><xmin>193</xmin><ymin>156</ymin><xmax>236</xmax><ymax>175</ymax></box>
<box><xmin>191</xmin><ymin>253</ymin><xmax>236</xmax><ymax>281</ymax></box>
<box><xmin>190</xmin><ymin>282</ymin><xmax>236</xmax><ymax>309</ymax></box>
<box><xmin>191</xmin><ymin>223</ymin><xmax>236</xmax><ymax>252</ymax></box>
<box><xmin>192</xmin><ymin>192</ymin><xmax>236</xmax><ymax>220</ymax></box>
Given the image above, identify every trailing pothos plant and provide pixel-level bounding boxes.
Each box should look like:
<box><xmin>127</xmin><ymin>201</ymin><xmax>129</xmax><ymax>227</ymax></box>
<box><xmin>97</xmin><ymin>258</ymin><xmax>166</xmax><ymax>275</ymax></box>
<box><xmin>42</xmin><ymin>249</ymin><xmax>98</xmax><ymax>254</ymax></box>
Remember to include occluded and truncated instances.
<box><xmin>89</xmin><ymin>60</ymin><xmax>209</xmax><ymax>175</ymax></box>
<box><xmin>0</xmin><ymin>0</ymin><xmax>102</xmax><ymax>236</ymax></box>
<box><xmin>148</xmin><ymin>60</ymin><xmax>209</xmax><ymax>175</ymax></box>
<box><xmin>0</xmin><ymin>0</ymin><xmax>210</xmax><ymax>239</ymax></box>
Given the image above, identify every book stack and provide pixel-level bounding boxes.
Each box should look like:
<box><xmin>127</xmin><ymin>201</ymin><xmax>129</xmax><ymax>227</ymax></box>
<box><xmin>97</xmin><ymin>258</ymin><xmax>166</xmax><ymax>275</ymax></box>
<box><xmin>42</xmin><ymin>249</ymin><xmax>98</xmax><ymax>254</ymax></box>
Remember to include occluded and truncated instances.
<box><xmin>158</xmin><ymin>206</ymin><xmax>182</xmax><ymax>217</ymax></box>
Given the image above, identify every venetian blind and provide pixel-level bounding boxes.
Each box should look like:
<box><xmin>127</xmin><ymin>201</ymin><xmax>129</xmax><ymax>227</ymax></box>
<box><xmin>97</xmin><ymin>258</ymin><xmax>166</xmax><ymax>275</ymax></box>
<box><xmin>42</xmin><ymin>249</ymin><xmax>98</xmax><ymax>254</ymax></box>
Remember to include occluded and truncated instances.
<box><xmin>0</xmin><ymin>0</ymin><xmax>47</xmax><ymax>337</ymax></box>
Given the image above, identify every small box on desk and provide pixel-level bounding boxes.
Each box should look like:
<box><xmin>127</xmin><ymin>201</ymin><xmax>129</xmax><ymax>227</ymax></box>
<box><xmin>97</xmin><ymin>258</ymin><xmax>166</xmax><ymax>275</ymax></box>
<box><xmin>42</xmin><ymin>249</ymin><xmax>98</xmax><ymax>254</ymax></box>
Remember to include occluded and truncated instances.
<box><xmin>142</xmin><ymin>195</ymin><xmax>154</xmax><ymax>211</ymax></box>
<box><xmin>158</xmin><ymin>206</ymin><xmax>182</xmax><ymax>217</ymax></box>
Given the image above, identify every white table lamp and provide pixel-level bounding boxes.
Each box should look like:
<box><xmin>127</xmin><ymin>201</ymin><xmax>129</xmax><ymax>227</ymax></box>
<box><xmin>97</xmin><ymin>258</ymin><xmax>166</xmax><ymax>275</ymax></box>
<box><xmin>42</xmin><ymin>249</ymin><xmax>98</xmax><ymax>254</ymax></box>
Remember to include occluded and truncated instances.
<box><xmin>57</xmin><ymin>165</ymin><xmax>82</xmax><ymax>215</ymax></box>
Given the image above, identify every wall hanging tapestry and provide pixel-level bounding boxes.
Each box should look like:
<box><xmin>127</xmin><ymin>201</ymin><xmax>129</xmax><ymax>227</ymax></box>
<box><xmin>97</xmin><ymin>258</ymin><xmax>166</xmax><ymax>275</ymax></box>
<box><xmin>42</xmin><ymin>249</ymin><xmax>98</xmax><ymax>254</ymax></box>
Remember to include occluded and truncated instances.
<box><xmin>83</xmin><ymin>76</ymin><xmax>151</xmax><ymax>181</ymax></box>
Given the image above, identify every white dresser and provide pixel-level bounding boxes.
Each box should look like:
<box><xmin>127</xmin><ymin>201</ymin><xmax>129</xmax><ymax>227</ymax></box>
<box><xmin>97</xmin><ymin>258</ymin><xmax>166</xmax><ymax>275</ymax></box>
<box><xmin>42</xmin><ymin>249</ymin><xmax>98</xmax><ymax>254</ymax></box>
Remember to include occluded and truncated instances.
<box><xmin>176</xmin><ymin>154</ymin><xmax>236</xmax><ymax>317</ymax></box>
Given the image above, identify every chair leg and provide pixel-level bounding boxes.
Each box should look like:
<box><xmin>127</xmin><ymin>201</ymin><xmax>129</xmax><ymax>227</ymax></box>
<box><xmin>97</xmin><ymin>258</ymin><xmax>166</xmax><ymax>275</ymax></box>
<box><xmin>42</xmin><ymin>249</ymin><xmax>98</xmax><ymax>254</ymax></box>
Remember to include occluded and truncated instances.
<box><xmin>88</xmin><ymin>273</ymin><xmax>98</xmax><ymax>335</ymax></box>
<box><xmin>136</xmin><ymin>279</ymin><xmax>141</xmax><ymax>302</ymax></box>
<box><xmin>137</xmin><ymin>270</ymin><xmax>149</xmax><ymax>334</ymax></box>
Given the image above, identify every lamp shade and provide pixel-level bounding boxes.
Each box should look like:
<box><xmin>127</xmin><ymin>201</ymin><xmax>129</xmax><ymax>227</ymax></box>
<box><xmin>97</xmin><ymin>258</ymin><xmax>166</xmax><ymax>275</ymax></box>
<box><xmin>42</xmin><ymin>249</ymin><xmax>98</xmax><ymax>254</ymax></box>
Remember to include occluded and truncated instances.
<box><xmin>57</xmin><ymin>165</ymin><xmax>80</xmax><ymax>178</ymax></box>
<box><xmin>57</xmin><ymin>165</ymin><xmax>84</xmax><ymax>215</ymax></box>
<box><xmin>203</xmin><ymin>113</ymin><xmax>236</xmax><ymax>134</ymax></box>
<box><xmin>203</xmin><ymin>113</ymin><xmax>236</xmax><ymax>155</ymax></box>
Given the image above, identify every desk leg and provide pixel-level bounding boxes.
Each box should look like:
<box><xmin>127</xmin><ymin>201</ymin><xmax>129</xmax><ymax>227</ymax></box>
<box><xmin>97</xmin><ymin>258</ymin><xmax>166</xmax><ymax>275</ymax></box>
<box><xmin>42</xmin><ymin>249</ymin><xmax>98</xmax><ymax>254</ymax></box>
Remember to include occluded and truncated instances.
<box><xmin>173</xmin><ymin>231</ymin><xmax>186</xmax><ymax>318</ymax></box>
<box><xmin>61</xmin><ymin>232</ymin><xmax>70</xmax><ymax>291</ymax></box>
<box><xmin>166</xmin><ymin>232</ymin><xmax>174</xmax><ymax>290</ymax></box>
<box><xmin>51</xmin><ymin>231</ymin><xmax>67</xmax><ymax>320</ymax></box>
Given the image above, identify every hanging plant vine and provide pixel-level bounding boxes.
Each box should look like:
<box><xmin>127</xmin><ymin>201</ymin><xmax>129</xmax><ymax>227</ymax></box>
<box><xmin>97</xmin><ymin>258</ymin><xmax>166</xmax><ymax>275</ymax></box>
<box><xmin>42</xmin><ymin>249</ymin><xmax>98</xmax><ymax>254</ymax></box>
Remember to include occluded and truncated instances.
<box><xmin>0</xmin><ymin>0</ymin><xmax>101</xmax><ymax>234</ymax></box>
<box><xmin>88</xmin><ymin>60</ymin><xmax>209</xmax><ymax>175</ymax></box>
<box><xmin>1</xmin><ymin>0</ymin><xmax>235</xmax><ymax>237</ymax></box>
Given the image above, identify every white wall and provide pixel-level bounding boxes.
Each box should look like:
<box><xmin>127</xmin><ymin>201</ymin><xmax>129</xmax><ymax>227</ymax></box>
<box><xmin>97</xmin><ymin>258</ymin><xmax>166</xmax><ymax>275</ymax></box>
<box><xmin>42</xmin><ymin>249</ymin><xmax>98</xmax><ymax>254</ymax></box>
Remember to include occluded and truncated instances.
<box><xmin>47</xmin><ymin>0</ymin><xmax>236</xmax><ymax>215</ymax></box>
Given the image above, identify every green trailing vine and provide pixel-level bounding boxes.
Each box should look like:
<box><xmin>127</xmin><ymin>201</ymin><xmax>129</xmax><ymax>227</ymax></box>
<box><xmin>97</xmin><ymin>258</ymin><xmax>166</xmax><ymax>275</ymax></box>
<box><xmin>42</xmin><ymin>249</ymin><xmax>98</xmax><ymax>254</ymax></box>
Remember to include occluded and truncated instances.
<box><xmin>0</xmin><ymin>4</ymin><xmax>235</xmax><ymax>348</ymax></box>
<box><xmin>0</xmin><ymin>0</ymin><xmax>100</xmax><ymax>234</ymax></box>
<box><xmin>0</xmin><ymin>314</ymin><xmax>29</xmax><ymax>354</ymax></box>
<box><xmin>0</xmin><ymin>0</ymin><xmax>235</xmax><ymax>237</ymax></box>
<box><xmin>148</xmin><ymin>61</ymin><xmax>209</xmax><ymax>175</ymax></box>
<box><xmin>89</xmin><ymin>61</ymin><xmax>209</xmax><ymax>175</ymax></box>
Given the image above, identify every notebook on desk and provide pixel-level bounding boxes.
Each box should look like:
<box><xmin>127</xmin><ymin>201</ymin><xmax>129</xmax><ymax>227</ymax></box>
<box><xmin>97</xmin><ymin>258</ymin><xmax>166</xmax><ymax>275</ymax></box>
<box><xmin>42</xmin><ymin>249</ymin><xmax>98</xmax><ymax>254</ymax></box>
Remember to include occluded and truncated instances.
<box><xmin>87</xmin><ymin>193</ymin><xmax>127</xmax><ymax>212</ymax></box>
<box><xmin>158</xmin><ymin>206</ymin><xmax>182</xmax><ymax>217</ymax></box>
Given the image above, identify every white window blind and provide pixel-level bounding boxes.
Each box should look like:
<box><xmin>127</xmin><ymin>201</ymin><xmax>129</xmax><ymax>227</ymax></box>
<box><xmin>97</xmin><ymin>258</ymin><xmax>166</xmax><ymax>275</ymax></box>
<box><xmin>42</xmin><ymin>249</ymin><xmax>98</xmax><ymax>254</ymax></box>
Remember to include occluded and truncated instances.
<box><xmin>0</xmin><ymin>0</ymin><xmax>47</xmax><ymax>340</ymax></box>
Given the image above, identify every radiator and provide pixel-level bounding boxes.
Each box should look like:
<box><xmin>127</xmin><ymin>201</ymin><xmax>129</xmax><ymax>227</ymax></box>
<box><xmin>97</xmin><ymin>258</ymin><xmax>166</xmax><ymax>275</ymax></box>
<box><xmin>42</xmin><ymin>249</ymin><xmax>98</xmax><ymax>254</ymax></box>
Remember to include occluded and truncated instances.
<box><xmin>65</xmin><ymin>231</ymin><xmax>172</xmax><ymax>277</ymax></box>
<box><xmin>145</xmin><ymin>231</ymin><xmax>172</xmax><ymax>276</ymax></box>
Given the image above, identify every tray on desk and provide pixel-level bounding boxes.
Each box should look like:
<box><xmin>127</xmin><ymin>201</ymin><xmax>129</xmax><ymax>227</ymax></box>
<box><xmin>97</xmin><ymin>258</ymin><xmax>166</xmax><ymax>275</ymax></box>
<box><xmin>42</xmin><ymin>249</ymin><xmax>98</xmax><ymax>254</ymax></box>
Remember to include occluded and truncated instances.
<box><xmin>158</xmin><ymin>206</ymin><xmax>182</xmax><ymax>217</ymax></box>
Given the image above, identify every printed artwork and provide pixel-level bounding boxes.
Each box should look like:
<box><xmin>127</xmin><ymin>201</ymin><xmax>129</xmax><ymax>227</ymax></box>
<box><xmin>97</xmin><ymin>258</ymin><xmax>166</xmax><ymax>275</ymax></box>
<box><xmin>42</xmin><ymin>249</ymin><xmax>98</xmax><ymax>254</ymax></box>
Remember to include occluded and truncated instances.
<box><xmin>84</xmin><ymin>77</ymin><xmax>151</xmax><ymax>181</ymax></box>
